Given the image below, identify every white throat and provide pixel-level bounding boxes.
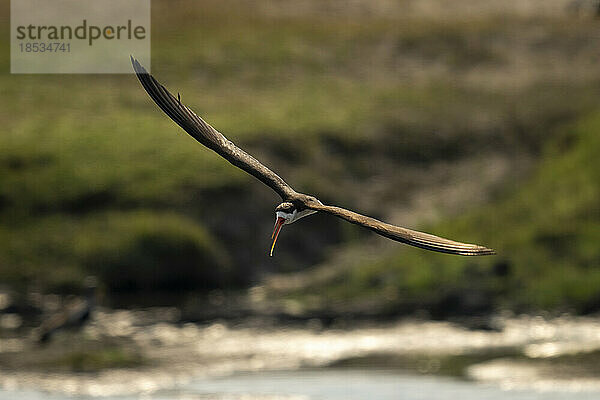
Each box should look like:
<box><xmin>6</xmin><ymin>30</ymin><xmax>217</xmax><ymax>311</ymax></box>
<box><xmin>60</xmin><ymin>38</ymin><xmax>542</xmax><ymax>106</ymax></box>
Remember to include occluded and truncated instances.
<box><xmin>276</xmin><ymin>208</ymin><xmax>317</xmax><ymax>224</ymax></box>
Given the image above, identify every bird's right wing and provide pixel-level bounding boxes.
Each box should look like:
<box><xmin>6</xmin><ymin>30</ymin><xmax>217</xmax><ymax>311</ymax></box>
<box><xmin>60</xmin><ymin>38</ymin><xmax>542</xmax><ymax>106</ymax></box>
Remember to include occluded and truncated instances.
<box><xmin>131</xmin><ymin>57</ymin><xmax>297</xmax><ymax>200</ymax></box>
<box><xmin>307</xmin><ymin>203</ymin><xmax>495</xmax><ymax>256</ymax></box>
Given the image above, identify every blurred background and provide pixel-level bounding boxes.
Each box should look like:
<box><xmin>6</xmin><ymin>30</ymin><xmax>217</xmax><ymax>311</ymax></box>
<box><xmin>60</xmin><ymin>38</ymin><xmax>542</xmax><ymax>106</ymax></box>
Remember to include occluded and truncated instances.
<box><xmin>1</xmin><ymin>0</ymin><xmax>600</xmax><ymax>398</ymax></box>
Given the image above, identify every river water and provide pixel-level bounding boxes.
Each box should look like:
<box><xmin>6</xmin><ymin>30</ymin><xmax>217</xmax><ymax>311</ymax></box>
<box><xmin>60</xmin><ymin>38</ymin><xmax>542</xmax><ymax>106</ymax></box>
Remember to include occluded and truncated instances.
<box><xmin>2</xmin><ymin>311</ymin><xmax>600</xmax><ymax>399</ymax></box>
<box><xmin>1</xmin><ymin>369</ymin><xmax>599</xmax><ymax>400</ymax></box>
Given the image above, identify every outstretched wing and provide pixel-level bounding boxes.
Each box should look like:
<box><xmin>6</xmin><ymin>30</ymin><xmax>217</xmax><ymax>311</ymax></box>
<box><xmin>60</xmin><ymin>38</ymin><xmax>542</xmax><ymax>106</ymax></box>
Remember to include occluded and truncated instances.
<box><xmin>131</xmin><ymin>57</ymin><xmax>297</xmax><ymax>200</ymax></box>
<box><xmin>307</xmin><ymin>202</ymin><xmax>495</xmax><ymax>256</ymax></box>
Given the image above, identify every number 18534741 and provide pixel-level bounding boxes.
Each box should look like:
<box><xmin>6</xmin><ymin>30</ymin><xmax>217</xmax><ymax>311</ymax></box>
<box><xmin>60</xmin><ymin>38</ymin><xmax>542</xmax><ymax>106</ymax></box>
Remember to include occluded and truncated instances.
<box><xmin>19</xmin><ymin>42</ymin><xmax>71</xmax><ymax>53</ymax></box>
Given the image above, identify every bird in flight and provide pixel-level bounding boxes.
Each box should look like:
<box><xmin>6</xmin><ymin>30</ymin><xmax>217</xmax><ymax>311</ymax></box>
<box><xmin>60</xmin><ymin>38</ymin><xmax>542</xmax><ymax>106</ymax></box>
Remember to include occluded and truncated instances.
<box><xmin>131</xmin><ymin>57</ymin><xmax>495</xmax><ymax>257</ymax></box>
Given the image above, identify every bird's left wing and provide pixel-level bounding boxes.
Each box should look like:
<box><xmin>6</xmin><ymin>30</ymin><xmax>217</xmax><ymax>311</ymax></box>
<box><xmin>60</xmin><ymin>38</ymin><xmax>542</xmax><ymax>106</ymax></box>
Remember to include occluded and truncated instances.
<box><xmin>306</xmin><ymin>202</ymin><xmax>495</xmax><ymax>256</ymax></box>
<box><xmin>131</xmin><ymin>57</ymin><xmax>297</xmax><ymax>200</ymax></box>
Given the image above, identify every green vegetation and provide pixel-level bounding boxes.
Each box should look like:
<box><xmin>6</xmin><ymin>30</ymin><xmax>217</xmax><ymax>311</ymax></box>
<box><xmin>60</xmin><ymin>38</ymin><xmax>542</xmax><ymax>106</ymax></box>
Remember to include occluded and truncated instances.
<box><xmin>280</xmin><ymin>111</ymin><xmax>600</xmax><ymax>314</ymax></box>
<box><xmin>331</xmin><ymin>348</ymin><xmax>600</xmax><ymax>380</ymax></box>
<box><xmin>0</xmin><ymin>337</ymin><xmax>147</xmax><ymax>372</ymax></box>
<box><xmin>0</xmin><ymin>212</ymin><xmax>230</xmax><ymax>293</ymax></box>
<box><xmin>1</xmin><ymin>1</ymin><xmax>600</xmax><ymax>313</ymax></box>
<box><xmin>45</xmin><ymin>346</ymin><xmax>146</xmax><ymax>372</ymax></box>
<box><xmin>329</xmin><ymin>348</ymin><xmax>521</xmax><ymax>377</ymax></box>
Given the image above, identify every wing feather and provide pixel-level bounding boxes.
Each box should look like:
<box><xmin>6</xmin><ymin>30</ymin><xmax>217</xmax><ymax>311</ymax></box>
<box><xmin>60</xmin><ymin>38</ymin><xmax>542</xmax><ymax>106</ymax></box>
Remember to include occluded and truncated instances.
<box><xmin>307</xmin><ymin>203</ymin><xmax>495</xmax><ymax>256</ymax></box>
<box><xmin>131</xmin><ymin>57</ymin><xmax>297</xmax><ymax>200</ymax></box>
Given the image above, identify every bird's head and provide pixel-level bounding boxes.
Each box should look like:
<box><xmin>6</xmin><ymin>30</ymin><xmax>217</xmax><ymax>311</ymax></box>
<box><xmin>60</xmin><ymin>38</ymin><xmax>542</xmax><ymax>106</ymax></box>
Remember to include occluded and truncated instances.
<box><xmin>270</xmin><ymin>202</ymin><xmax>316</xmax><ymax>256</ymax></box>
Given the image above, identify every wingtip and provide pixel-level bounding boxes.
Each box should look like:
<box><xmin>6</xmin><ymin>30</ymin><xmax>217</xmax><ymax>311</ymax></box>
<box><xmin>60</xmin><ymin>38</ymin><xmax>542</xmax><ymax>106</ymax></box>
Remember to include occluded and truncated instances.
<box><xmin>130</xmin><ymin>55</ymin><xmax>148</xmax><ymax>75</ymax></box>
<box><xmin>470</xmin><ymin>246</ymin><xmax>497</xmax><ymax>256</ymax></box>
<box><xmin>448</xmin><ymin>243</ymin><xmax>496</xmax><ymax>256</ymax></box>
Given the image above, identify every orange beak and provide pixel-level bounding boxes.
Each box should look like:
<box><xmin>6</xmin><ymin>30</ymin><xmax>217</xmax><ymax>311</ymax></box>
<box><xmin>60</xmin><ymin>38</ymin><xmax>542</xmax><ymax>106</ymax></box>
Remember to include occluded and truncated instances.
<box><xmin>270</xmin><ymin>217</ymin><xmax>286</xmax><ymax>257</ymax></box>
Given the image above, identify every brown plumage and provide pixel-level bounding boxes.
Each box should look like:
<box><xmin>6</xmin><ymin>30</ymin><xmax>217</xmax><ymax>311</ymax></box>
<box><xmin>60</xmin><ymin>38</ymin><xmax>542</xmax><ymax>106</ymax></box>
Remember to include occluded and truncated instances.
<box><xmin>131</xmin><ymin>57</ymin><xmax>495</xmax><ymax>256</ymax></box>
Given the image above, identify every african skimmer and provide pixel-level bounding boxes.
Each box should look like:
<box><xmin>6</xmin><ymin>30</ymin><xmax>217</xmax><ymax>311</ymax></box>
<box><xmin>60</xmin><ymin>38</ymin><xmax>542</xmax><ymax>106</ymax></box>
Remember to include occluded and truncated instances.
<box><xmin>131</xmin><ymin>57</ymin><xmax>495</xmax><ymax>257</ymax></box>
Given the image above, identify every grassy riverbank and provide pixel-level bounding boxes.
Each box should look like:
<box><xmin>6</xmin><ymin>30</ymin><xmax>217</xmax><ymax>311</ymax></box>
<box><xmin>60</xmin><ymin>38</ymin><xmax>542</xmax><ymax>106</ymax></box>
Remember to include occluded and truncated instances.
<box><xmin>1</xmin><ymin>0</ymin><xmax>599</xmax><ymax>315</ymax></box>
